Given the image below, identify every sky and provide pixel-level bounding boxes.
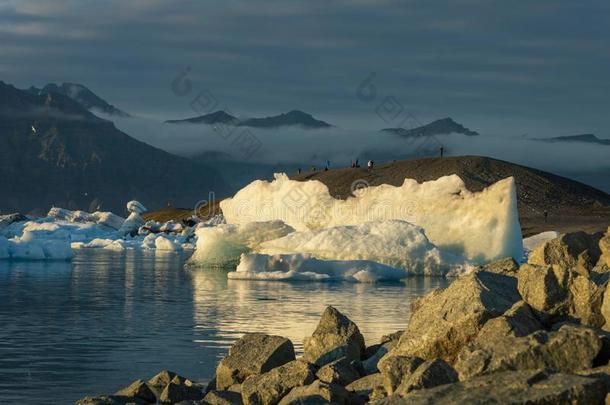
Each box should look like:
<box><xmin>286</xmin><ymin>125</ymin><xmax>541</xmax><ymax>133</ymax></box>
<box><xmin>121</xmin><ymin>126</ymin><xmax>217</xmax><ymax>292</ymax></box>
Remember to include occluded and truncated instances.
<box><xmin>1</xmin><ymin>0</ymin><xmax>610</xmax><ymax>137</ymax></box>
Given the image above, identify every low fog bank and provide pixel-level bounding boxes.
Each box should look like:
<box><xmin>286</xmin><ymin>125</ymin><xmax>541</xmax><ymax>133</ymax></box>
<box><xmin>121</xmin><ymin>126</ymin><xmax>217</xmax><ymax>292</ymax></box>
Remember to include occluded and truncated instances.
<box><xmin>111</xmin><ymin>115</ymin><xmax>610</xmax><ymax>193</ymax></box>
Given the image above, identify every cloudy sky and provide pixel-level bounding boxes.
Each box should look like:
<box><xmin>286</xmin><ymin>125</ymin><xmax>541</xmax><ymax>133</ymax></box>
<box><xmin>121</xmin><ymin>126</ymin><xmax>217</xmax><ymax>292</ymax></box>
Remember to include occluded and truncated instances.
<box><xmin>1</xmin><ymin>0</ymin><xmax>609</xmax><ymax>136</ymax></box>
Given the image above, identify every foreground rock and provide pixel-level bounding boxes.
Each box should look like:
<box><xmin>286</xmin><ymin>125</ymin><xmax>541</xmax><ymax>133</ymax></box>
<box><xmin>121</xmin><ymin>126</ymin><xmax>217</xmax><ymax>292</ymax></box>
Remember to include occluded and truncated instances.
<box><xmin>158</xmin><ymin>375</ymin><xmax>204</xmax><ymax>403</ymax></box>
<box><xmin>216</xmin><ymin>333</ymin><xmax>296</xmax><ymax>390</ymax></box>
<box><xmin>378</xmin><ymin>356</ymin><xmax>424</xmax><ymax>395</ymax></box>
<box><xmin>241</xmin><ymin>360</ymin><xmax>315</xmax><ymax>405</ymax></box>
<box><xmin>303</xmin><ymin>306</ymin><xmax>366</xmax><ymax>366</ymax></box>
<box><xmin>315</xmin><ymin>356</ymin><xmax>361</xmax><ymax>386</ymax></box>
<box><xmin>376</xmin><ymin>370</ymin><xmax>606</xmax><ymax>404</ymax></box>
<box><xmin>346</xmin><ymin>373</ymin><xmax>384</xmax><ymax>402</ymax></box>
<box><xmin>528</xmin><ymin>231</ymin><xmax>602</xmax><ymax>269</ymax></box>
<box><xmin>394</xmin><ymin>359</ymin><xmax>458</xmax><ymax>395</ymax></box>
<box><xmin>114</xmin><ymin>379</ymin><xmax>156</xmax><ymax>403</ymax></box>
<box><xmin>203</xmin><ymin>389</ymin><xmax>244</xmax><ymax>405</ymax></box>
<box><xmin>517</xmin><ymin>263</ymin><xmax>606</xmax><ymax>327</ymax></box>
<box><xmin>278</xmin><ymin>380</ymin><xmax>355</xmax><ymax>405</ymax></box>
<box><xmin>455</xmin><ymin>324</ymin><xmax>602</xmax><ymax>380</ymax></box>
<box><xmin>387</xmin><ymin>271</ymin><xmax>520</xmax><ymax>363</ymax></box>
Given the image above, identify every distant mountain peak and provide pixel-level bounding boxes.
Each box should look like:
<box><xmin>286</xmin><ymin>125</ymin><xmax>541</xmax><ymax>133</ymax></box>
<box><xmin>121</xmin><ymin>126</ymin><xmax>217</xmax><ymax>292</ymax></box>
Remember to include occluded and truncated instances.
<box><xmin>165</xmin><ymin>109</ymin><xmax>331</xmax><ymax>129</ymax></box>
<box><xmin>29</xmin><ymin>82</ymin><xmax>131</xmax><ymax>118</ymax></box>
<box><xmin>535</xmin><ymin>134</ymin><xmax>610</xmax><ymax>146</ymax></box>
<box><xmin>382</xmin><ymin>117</ymin><xmax>479</xmax><ymax>137</ymax></box>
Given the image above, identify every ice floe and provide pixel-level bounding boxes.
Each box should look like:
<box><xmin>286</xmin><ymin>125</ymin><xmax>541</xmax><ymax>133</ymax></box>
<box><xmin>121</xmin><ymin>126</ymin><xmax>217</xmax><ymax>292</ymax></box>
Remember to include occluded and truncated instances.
<box><xmin>220</xmin><ymin>173</ymin><xmax>523</xmax><ymax>263</ymax></box>
<box><xmin>188</xmin><ymin>221</ymin><xmax>295</xmax><ymax>267</ymax></box>
<box><xmin>523</xmin><ymin>231</ymin><xmax>560</xmax><ymax>253</ymax></box>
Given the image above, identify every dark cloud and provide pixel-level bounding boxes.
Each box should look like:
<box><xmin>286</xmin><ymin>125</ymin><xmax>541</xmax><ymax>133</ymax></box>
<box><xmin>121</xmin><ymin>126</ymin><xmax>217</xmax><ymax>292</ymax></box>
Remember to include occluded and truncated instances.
<box><xmin>1</xmin><ymin>0</ymin><xmax>610</xmax><ymax>137</ymax></box>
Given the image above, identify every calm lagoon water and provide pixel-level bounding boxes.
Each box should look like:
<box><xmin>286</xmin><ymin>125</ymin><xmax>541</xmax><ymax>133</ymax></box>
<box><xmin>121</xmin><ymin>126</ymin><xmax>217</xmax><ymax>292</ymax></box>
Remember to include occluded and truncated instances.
<box><xmin>0</xmin><ymin>250</ymin><xmax>448</xmax><ymax>404</ymax></box>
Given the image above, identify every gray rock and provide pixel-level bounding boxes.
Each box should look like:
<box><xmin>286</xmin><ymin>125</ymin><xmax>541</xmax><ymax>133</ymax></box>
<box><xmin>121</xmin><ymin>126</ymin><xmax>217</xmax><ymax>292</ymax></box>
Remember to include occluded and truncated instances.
<box><xmin>455</xmin><ymin>324</ymin><xmax>601</xmax><ymax>380</ymax></box>
<box><xmin>303</xmin><ymin>306</ymin><xmax>365</xmax><ymax>366</ymax></box>
<box><xmin>363</xmin><ymin>341</ymin><xmax>396</xmax><ymax>375</ymax></box>
<box><xmin>345</xmin><ymin>373</ymin><xmax>384</xmax><ymax>401</ymax></box>
<box><xmin>599</xmin><ymin>226</ymin><xmax>610</xmax><ymax>268</ymax></box>
<box><xmin>278</xmin><ymin>380</ymin><xmax>354</xmax><ymax>405</ymax></box>
<box><xmin>479</xmin><ymin>257</ymin><xmax>519</xmax><ymax>275</ymax></box>
<box><xmin>395</xmin><ymin>359</ymin><xmax>458</xmax><ymax>395</ymax></box>
<box><xmin>315</xmin><ymin>356</ymin><xmax>361</xmax><ymax>386</ymax></box>
<box><xmin>216</xmin><ymin>333</ymin><xmax>295</xmax><ymax>390</ymax></box>
<box><xmin>241</xmin><ymin>360</ymin><xmax>315</xmax><ymax>405</ymax></box>
<box><xmin>517</xmin><ymin>263</ymin><xmax>605</xmax><ymax>327</ymax></box>
<box><xmin>374</xmin><ymin>370</ymin><xmax>606</xmax><ymax>404</ymax></box>
<box><xmin>474</xmin><ymin>300</ymin><xmax>543</xmax><ymax>342</ymax></box>
<box><xmin>203</xmin><ymin>390</ymin><xmax>244</xmax><ymax>405</ymax></box>
<box><xmin>528</xmin><ymin>231</ymin><xmax>603</xmax><ymax>269</ymax></box>
<box><xmin>0</xmin><ymin>213</ymin><xmax>26</xmax><ymax>230</ymax></box>
<box><xmin>388</xmin><ymin>271</ymin><xmax>520</xmax><ymax>363</ymax></box>
<box><xmin>227</xmin><ymin>384</ymin><xmax>242</xmax><ymax>393</ymax></box>
<box><xmin>114</xmin><ymin>379</ymin><xmax>156</xmax><ymax>403</ymax></box>
<box><xmin>577</xmin><ymin>364</ymin><xmax>610</xmax><ymax>392</ymax></box>
<box><xmin>377</xmin><ymin>355</ymin><xmax>424</xmax><ymax>395</ymax></box>
<box><xmin>159</xmin><ymin>375</ymin><xmax>204</xmax><ymax>403</ymax></box>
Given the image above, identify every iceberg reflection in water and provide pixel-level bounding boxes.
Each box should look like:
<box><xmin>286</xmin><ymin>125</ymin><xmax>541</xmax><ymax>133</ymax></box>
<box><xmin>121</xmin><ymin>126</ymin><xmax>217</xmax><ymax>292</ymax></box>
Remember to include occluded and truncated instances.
<box><xmin>0</xmin><ymin>250</ymin><xmax>448</xmax><ymax>404</ymax></box>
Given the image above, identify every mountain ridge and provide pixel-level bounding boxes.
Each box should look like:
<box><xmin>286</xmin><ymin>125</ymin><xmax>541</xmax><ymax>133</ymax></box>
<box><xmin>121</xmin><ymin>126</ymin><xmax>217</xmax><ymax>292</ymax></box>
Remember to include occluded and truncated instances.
<box><xmin>28</xmin><ymin>82</ymin><xmax>131</xmax><ymax>117</ymax></box>
<box><xmin>382</xmin><ymin>117</ymin><xmax>479</xmax><ymax>137</ymax></box>
<box><xmin>165</xmin><ymin>109</ymin><xmax>331</xmax><ymax>129</ymax></box>
<box><xmin>0</xmin><ymin>81</ymin><xmax>226</xmax><ymax>214</ymax></box>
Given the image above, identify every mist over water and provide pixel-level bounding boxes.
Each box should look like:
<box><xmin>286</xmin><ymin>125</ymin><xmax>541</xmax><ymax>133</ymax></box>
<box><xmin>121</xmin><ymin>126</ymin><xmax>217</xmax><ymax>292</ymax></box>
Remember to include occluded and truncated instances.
<box><xmin>112</xmin><ymin>115</ymin><xmax>610</xmax><ymax>192</ymax></box>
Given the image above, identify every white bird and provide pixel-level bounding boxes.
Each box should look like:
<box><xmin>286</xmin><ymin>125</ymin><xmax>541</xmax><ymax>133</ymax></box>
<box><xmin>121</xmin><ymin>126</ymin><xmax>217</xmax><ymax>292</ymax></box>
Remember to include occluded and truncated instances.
<box><xmin>31</xmin><ymin>125</ymin><xmax>37</xmax><ymax>134</ymax></box>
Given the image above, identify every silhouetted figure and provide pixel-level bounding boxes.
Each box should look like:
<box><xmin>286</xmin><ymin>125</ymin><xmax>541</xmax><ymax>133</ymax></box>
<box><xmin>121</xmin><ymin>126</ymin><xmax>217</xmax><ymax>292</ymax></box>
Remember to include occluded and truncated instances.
<box><xmin>324</xmin><ymin>166</ymin><xmax>328</xmax><ymax>171</ymax></box>
<box><xmin>355</xmin><ymin>159</ymin><xmax>360</xmax><ymax>168</ymax></box>
<box><xmin>297</xmin><ymin>168</ymin><xmax>302</xmax><ymax>174</ymax></box>
<box><xmin>326</xmin><ymin>160</ymin><xmax>330</xmax><ymax>168</ymax></box>
<box><xmin>311</xmin><ymin>166</ymin><xmax>317</xmax><ymax>172</ymax></box>
<box><xmin>440</xmin><ymin>146</ymin><xmax>444</xmax><ymax>157</ymax></box>
<box><xmin>544</xmin><ymin>210</ymin><xmax>548</xmax><ymax>223</ymax></box>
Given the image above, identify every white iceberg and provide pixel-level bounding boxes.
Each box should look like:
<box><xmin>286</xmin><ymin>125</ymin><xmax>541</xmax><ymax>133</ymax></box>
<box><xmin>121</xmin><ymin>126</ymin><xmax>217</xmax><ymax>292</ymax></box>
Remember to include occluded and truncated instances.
<box><xmin>127</xmin><ymin>200</ymin><xmax>147</xmax><ymax>214</ymax></box>
<box><xmin>47</xmin><ymin>207</ymin><xmax>124</xmax><ymax>230</ymax></box>
<box><xmin>188</xmin><ymin>221</ymin><xmax>295</xmax><ymax>266</ymax></box>
<box><xmin>258</xmin><ymin>220</ymin><xmax>473</xmax><ymax>276</ymax></box>
<box><xmin>155</xmin><ymin>234</ymin><xmax>183</xmax><ymax>252</ymax></box>
<box><xmin>119</xmin><ymin>212</ymin><xmax>145</xmax><ymax>236</ymax></box>
<box><xmin>229</xmin><ymin>253</ymin><xmax>420</xmax><ymax>282</ymax></box>
<box><xmin>220</xmin><ymin>173</ymin><xmax>523</xmax><ymax>263</ymax></box>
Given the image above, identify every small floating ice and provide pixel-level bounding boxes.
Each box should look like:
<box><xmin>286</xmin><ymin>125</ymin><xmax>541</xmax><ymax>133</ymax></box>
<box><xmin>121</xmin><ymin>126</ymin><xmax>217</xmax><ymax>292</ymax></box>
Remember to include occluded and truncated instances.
<box><xmin>229</xmin><ymin>253</ymin><xmax>416</xmax><ymax>282</ymax></box>
<box><xmin>188</xmin><ymin>221</ymin><xmax>295</xmax><ymax>267</ymax></box>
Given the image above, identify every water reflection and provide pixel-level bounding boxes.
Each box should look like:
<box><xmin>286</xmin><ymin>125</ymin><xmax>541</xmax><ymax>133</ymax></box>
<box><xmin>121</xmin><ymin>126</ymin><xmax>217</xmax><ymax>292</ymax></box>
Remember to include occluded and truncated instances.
<box><xmin>0</xmin><ymin>251</ymin><xmax>448</xmax><ymax>404</ymax></box>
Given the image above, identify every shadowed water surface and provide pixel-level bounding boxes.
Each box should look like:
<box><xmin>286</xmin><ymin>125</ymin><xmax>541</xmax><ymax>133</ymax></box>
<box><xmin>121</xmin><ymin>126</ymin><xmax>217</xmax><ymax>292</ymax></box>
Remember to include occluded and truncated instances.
<box><xmin>0</xmin><ymin>250</ymin><xmax>448</xmax><ymax>404</ymax></box>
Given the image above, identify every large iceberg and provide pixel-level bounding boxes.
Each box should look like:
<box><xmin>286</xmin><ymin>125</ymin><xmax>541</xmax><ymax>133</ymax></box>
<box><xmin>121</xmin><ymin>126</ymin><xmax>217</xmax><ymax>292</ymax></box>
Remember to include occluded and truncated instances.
<box><xmin>188</xmin><ymin>221</ymin><xmax>295</xmax><ymax>267</ymax></box>
<box><xmin>220</xmin><ymin>173</ymin><xmax>523</xmax><ymax>263</ymax></box>
<box><xmin>258</xmin><ymin>220</ymin><xmax>473</xmax><ymax>275</ymax></box>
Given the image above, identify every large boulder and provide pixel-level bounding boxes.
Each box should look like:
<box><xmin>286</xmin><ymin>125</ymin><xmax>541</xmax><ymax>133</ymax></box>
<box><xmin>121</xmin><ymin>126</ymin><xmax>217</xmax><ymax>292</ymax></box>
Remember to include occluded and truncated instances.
<box><xmin>114</xmin><ymin>380</ymin><xmax>156</xmax><ymax>403</ymax></box>
<box><xmin>455</xmin><ymin>324</ymin><xmax>602</xmax><ymax>380</ymax></box>
<box><xmin>377</xmin><ymin>355</ymin><xmax>424</xmax><ymax>395</ymax></box>
<box><xmin>517</xmin><ymin>263</ymin><xmax>605</xmax><ymax>327</ymax></box>
<box><xmin>315</xmin><ymin>356</ymin><xmax>361</xmax><ymax>386</ymax></box>
<box><xmin>147</xmin><ymin>370</ymin><xmax>177</xmax><ymax>395</ymax></box>
<box><xmin>216</xmin><ymin>333</ymin><xmax>296</xmax><ymax>390</ymax></box>
<box><xmin>346</xmin><ymin>373</ymin><xmax>384</xmax><ymax>402</ymax></box>
<box><xmin>376</xmin><ymin>370</ymin><xmax>606</xmax><ymax>404</ymax></box>
<box><xmin>528</xmin><ymin>231</ymin><xmax>603</xmax><ymax>269</ymax></box>
<box><xmin>394</xmin><ymin>359</ymin><xmax>458</xmax><ymax>395</ymax></box>
<box><xmin>473</xmin><ymin>300</ymin><xmax>542</xmax><ymax>342</ymax></box>
<box><xmin>303</xmin><ymin>306</ymin><xmax>365</xmax><ymax>366</ymax></box>
<box><xmin>387</xmin><ymin>271</ymin><xmax>520</xmax><ymax>363</ymax></box>
<box><xmin>278</xmin><ymin>380</ymin><xmax>355</xmax><ymax>405</ymax></box>
<box><xmin>241</xmin><ymin>360</ymin><xmax>315</xmax><ymax>405</ymax></box>
<box><xmin>203</xmin><ymin>390</ymin><xmax>244</xmax><ymax>405</ymax></box>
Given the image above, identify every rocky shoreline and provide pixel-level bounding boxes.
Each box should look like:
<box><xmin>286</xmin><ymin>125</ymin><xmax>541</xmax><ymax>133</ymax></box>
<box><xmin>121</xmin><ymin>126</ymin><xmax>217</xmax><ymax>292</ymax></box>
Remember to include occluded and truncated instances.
<box><xmin>77</xmin><ymin>227</ymin><xmax>610</xmax><ymax>404</ymax></box>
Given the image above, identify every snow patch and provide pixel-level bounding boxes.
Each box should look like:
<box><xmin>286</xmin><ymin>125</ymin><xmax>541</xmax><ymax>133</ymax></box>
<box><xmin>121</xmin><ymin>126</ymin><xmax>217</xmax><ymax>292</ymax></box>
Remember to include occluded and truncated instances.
<box><xmin>523</xmin><ymin>231</ymin><xmax>560</xmax><ymax>253</ymax></box>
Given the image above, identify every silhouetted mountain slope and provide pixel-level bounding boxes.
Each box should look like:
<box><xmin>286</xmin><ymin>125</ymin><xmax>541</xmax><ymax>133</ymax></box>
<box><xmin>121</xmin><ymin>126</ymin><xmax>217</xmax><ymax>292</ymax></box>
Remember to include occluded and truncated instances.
<box><xmin>28</xmin><ymin>82</ymin><xmax>130</xmax><ymax>117</ymax></box>
<box><xmin>534</xmin><ymin>134</ymin><xmax>610</xmax><ymax>145</ymax></box>
<box><xmin>0</xmin><ymin>81</ymin><xmax>226</xmax><ymax>214</ymax></box>
<box><xmin>165</xmin><ymin>109</ymin><xmax>331</xmax><ymax>129</ymax></box>
<box><xmin>382</xmin><ymin>117</ymin><xmax>478</xmax><ymax>137</ymax></box>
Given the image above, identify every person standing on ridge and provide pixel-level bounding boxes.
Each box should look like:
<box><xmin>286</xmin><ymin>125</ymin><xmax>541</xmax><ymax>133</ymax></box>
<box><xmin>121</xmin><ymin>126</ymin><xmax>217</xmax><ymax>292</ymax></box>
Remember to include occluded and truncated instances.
<box><xmin>440</xmin><ymin>146</ymin><xmax>444</xmax><ymax>157</ymax></box>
